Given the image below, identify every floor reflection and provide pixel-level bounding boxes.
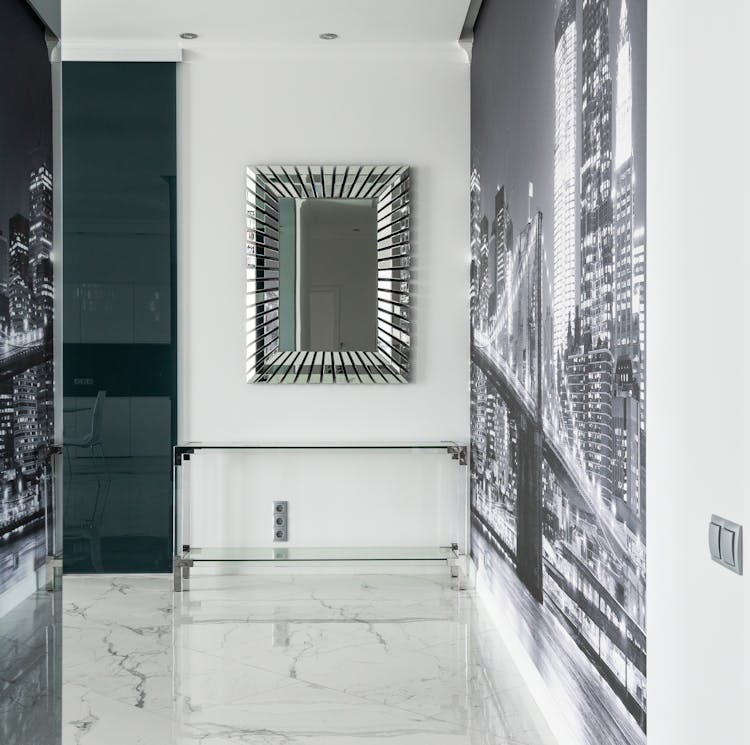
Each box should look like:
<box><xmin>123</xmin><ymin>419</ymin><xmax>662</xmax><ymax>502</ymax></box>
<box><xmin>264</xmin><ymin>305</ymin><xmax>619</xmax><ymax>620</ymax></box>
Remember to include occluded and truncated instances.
<box><xmin>0</xmin><ymin>588</ymin><xmax>62</xmax><ymax>745</ymax></box>
<box><xmin>63</xmin><ymin>455</ymin><xmax>170</xmax><ymax>573</ymax></box>
<box><xmin>63</xmin><ymin>393</ymin><xmax>173</xmax><ymax>574</ymax></box>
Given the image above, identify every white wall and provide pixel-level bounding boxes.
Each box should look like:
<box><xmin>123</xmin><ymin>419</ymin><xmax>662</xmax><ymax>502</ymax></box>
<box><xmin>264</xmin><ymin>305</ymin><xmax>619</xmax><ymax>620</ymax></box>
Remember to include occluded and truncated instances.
<box><xmin>177</xmin><ymin>44</ymin><xmax>470</xmax><ymax>444</ymax></box>
<box><xmin>185</xmin><ymin>449</ymin><xmax>467</xmax><ymax>552</ymax></box>
<box><xmin>648</xmin><ymin>1</ymin><xmax>750</xmax><ymax>742</ymax></box>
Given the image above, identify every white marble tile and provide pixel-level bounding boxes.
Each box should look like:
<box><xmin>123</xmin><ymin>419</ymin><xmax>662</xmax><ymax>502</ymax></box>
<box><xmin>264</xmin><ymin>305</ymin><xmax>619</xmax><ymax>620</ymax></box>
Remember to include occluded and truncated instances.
<box><xmin>177</xmin><ymin>676</ymin><xmax>466</xmax><ymax>743</ymax></box>
<box><xmin>64</xmin><ymin>576</ymin><xmax>174</xmax><ymax>720</ymax></box>
<box><xmin>63</xmin><ymin>572</ymin><xmax>557</xmax><ymax>745</ymax></box>
<box><xmin>65</xmin><ymin>682</ymin><xmax>173</xmax><ymax>745</ymax></box>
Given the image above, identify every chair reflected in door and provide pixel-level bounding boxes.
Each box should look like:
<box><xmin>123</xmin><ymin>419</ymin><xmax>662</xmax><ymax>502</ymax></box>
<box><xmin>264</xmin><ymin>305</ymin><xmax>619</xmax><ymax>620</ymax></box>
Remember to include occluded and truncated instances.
<box><xmin>63</xmin><ymin>390</ymin><xmax>107</xmax><ymax>471</ymax></box>
<box><xmin>63</xmin><ymin>390</ymin><xmax>109</xmax><ymax>571</ymax></box>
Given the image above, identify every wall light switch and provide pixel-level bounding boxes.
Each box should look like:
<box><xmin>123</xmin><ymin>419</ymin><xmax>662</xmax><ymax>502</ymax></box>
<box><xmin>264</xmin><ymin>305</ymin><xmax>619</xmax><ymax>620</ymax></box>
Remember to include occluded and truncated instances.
<box><xmin>720</xmin><ymin>527</ymin><xmax>736</xmax><ymax>567</ymax></box>
<box><xmin>709</xmin><ymin>522</ymin><xmax>722</xmax><ymax>560</ymax></box>
<box><xmin>709</xmin><ymin>514</ymin><xmax>743</xmax><ymax>575</ymax></box>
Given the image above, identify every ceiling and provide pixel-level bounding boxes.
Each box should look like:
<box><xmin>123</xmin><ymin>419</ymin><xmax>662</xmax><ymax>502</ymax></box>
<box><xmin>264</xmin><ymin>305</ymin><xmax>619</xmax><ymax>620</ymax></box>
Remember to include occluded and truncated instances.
<box><xmin>62</xmin><ymin>0</ymin><xmax>473</xmax><ymax>48</ymax></box>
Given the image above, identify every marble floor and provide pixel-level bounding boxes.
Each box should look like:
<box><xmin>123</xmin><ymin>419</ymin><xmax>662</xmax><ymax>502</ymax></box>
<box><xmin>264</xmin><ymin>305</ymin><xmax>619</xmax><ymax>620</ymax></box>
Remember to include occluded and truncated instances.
<box><xmin>62</xmin><ymin>572</ymin><xmax>558</xmax><ymax>745</ymax></box>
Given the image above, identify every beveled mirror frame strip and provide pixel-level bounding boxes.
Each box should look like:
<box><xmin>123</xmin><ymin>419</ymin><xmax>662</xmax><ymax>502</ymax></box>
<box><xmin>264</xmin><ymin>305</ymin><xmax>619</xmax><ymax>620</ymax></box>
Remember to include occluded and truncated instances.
<box><xmin>246</xmin><ymin>165</ymin><xmax>411</xmax><ymax>384</ymax></box>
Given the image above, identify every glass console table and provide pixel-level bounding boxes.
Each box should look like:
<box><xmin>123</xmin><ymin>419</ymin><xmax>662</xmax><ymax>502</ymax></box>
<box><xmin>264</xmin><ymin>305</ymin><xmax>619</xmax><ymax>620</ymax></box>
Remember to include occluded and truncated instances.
<box><xmin>172</xmin><ymin>443</ymin><xmax>468</xmax><ymax>591</ymax></box>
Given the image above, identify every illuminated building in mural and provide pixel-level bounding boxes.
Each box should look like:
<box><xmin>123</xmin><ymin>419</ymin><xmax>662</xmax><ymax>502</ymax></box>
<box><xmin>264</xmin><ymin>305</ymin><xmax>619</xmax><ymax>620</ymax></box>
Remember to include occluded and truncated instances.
<box><xmin>9</xmin><ymin>214</ymin><xmax>31</xmax><ymax>336</ymax></box>
<box><xmin>580</xmin><ymin>0</ymin><xmax>614</xmax><ymax>349</ymax></box>
<box><xmin>552</xmin><ymin>0</ymin><xmax>578</xmax><ymax>358</ymax></box>
<box><xmin>29</xmin><ymin>164</ymin><xmax>54</xmax><ymax>328</ymax></box>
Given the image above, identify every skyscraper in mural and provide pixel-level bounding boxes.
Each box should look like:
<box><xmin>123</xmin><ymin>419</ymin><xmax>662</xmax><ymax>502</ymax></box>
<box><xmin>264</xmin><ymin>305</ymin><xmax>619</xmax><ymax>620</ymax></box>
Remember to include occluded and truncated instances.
<box><xmin>470</xmin><ymin>167</ymin><xmax>481</xmax><ymax>330</ymax></box>
<box><xmin>580</xmin><ymin>0</ymin><xmax>614</xmax><ymax>348</ymax></box>
<box><xmin>9</xmin><ymin>214</ymin><xmax>31</xmax><ymax>336</ymax></box>
<box><xmin>614</xmin><ymin>0</ymin><xmax>635</xmax><ymax>354</ymax></box>
<box><xmin>576</xmin><ymin>0</ymin><xmax>615</xmax><ymax>502</ymax></box>
<box><xmin>552</xmin><ymin>0</ymin><xmax>578</xmax><ymax>359</ymax></box>
<box><xmin>612</xmin><ymin>0</ymin><xmax>643</xmax><ymax>519</ymax></box>
<box><xmin>30</xmin><ymin>163</ymin><xmax>54</xmax><ymax>329</ymax></box>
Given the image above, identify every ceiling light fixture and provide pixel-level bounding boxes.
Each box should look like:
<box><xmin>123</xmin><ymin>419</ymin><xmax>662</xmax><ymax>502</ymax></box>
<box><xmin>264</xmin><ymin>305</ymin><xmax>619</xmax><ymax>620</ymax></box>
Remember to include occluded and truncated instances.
<box><xmin>319</xmin><ymin>33</ymin><xmax>338</xmax><ymax>40</ymax></box>
<box><xmin>179</xmin><ymin>32</ymin><xmax>198</xmax><ymax>40</ymax></box>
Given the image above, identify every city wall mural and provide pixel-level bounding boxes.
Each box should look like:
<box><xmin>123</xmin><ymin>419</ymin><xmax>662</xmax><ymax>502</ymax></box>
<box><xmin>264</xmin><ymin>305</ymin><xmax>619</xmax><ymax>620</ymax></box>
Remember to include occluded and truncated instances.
<box><xmin>469</xmin><ymin>0</ymin><xmax>646</xmax><ymax>743</ymax></box>
<box><xmin>0</xmin><ymin>0</ymin><xmax>55</xmax><ymax>607</ymax></box>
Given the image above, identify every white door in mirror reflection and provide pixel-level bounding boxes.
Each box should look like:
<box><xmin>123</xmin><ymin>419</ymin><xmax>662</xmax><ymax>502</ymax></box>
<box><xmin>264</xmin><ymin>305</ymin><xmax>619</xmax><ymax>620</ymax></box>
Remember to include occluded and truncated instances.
<box><xmin>308</xmin><ymin>288</ymin><xmax>340</xmax><ymax>350</ymax></box>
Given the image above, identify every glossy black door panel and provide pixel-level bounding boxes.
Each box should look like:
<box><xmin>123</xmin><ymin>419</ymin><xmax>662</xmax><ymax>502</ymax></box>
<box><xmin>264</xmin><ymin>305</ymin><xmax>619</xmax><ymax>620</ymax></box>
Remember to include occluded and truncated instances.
<box><xmin>62</xmin><ymin>63</ymin><xmax>177</xmax><ymax>572</ymax></box>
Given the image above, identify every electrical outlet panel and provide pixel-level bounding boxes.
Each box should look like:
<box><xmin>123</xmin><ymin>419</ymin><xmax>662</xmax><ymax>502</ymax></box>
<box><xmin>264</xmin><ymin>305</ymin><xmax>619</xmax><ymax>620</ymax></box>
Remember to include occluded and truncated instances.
<box><xmin>273</xmin><ymin>501</ymin><xmax>288</xmax><ymax>542</ymax></box>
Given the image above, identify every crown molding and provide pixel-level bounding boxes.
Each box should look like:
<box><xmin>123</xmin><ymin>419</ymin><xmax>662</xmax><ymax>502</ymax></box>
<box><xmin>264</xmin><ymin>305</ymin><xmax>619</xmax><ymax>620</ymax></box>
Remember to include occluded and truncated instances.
<box><xmin>61</xmin><ymin>42</ymin><xmax>183</xmax><ymax>62</ymax></box>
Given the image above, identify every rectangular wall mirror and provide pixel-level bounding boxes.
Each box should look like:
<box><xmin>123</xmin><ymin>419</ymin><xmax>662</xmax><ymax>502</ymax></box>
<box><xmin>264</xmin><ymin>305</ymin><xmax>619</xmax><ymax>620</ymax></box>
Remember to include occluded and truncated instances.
<box><xmin>246</xmin><ymin>165</ymin><xmax>411</xmax><ymax>384</ymax></box>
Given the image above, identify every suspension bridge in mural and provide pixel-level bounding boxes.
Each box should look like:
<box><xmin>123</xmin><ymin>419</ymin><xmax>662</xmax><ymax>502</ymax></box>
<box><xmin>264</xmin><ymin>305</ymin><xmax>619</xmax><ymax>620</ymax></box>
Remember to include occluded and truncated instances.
<box><xmin>0</xmin><ymin>332</ymin><xmax>51</xmax><ymax>383</ymax></box>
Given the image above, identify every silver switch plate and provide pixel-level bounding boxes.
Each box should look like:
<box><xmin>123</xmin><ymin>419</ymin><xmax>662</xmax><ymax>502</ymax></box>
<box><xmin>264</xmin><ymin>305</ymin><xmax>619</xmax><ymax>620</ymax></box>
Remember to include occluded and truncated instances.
<box><xmin>709</xmin><ymin>514</ymin><xmax>743</xmax><ymax>575</ymax></box>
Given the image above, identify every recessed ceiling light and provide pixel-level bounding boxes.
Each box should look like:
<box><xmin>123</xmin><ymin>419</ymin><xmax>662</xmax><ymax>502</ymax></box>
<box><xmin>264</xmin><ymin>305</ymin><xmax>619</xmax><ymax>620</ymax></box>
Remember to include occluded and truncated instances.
<box><xmin>319</xmin><ymin>33</ymin><xmax>338</xmax><ymax>40</ymax></box>
<box><xmin>179</xmin><ymin>32</ymin><xmax>198</xmax><ymax>40</ymax></box>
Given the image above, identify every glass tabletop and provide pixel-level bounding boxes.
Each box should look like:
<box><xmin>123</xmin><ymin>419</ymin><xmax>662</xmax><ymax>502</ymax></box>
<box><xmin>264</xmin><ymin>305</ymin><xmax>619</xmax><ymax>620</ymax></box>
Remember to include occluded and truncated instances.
<box><xmin>180</xmin><ymin>546</ymin><xmax>455</xmax><ymax>562</ymax></box>
<box><xmin>177</xmin><ymin>442</ymin><xmax>465</xmax><ymax>450</ymax></box>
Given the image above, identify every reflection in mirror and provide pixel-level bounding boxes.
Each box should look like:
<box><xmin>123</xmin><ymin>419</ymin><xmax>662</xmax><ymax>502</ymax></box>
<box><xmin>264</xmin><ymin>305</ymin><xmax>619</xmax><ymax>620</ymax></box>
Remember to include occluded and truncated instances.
<box><xmin>246</xmin><ymin>165</ymin><xmax>411</xmax><ymax>384</ymax></box>
<box><xmin>279</xmin><ymin>198</ymin><xmax>377</xmax><ymax>353</ymax></box>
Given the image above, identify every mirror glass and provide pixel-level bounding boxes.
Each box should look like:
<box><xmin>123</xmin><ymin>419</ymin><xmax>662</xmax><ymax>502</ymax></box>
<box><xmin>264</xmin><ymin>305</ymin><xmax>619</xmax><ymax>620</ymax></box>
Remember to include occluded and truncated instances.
<box><xmin>278</xmin><ymin>198</ymin><xmax>378</xmax><ymax>353</ymax></box>
<box><xmin>246</xmin><ymin>165</ymin><xmax>411</xmax><ymax>384</ymax></box>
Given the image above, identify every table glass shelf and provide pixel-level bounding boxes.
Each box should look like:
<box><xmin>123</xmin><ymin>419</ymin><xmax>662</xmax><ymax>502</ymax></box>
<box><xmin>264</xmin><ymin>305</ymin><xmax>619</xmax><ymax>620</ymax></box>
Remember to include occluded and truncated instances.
<box><xmin>180</xmin><ymin>546</ymin><xmax>455</xmax><ymax>563</ymax></box>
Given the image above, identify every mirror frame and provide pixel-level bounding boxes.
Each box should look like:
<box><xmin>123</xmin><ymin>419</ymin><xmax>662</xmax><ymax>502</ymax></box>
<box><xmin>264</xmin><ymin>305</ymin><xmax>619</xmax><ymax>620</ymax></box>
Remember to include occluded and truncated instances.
<box><xmin>246</xmin><ymin>165</ymin><xmax>411</xmax><ymax>384</ymax></box>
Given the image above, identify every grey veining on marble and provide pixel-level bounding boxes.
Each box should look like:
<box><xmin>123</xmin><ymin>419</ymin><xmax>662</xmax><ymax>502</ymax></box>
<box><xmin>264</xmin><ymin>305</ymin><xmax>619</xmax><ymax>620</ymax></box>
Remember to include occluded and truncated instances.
<box><xmin>0</xmin><ymin>588</ymin><xmax>62</xmax><ymax>745</ymax></box>
<box><xmin>62</xmin><ymin>573</ymin><xmax>557</xmax><ymax>744</ymax></box>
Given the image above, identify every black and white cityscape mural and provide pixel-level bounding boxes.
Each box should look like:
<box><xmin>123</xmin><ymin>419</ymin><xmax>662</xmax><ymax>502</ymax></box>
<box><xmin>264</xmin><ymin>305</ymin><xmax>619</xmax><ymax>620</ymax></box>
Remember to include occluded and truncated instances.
<box><xmin>470</xmin><ymin>0</ymin><xmax>646</xmax><ymax>743</ymax></box>
<box><xmin>0</xmin><ymin>0</ymin><xmax>55</xmax><ymax>604</ymax></box>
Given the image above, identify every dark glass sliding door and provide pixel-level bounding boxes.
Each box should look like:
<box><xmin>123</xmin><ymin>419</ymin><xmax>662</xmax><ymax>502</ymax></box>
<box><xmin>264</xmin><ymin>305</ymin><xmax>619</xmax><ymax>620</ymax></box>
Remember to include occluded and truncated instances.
<box><xmin>62</xmin><ymin>63</ymin><xmax>177</xmax><ymax>572</ymax></box>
